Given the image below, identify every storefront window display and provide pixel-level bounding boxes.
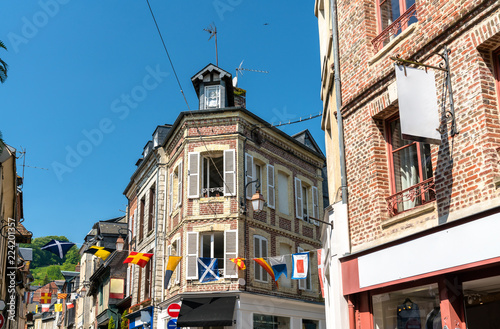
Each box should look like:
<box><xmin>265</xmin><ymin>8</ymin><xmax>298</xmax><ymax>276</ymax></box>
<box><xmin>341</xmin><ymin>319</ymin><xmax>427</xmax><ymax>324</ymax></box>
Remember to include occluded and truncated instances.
<box><xmin>253</xmin><ymin>314</ymin><xmax>290</xmax><ymax>329</ymax></box>
<box><xmin>372</xmin><ymin>283</ymin><xmax>441</xmax><ymax>329</ymax></box>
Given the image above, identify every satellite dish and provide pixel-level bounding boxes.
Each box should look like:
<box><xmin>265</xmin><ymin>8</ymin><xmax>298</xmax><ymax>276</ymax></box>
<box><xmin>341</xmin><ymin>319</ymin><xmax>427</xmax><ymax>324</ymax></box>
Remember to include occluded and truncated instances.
<box><xmin>232</xmin><ymin>76</ymin><xmax>238</xmax><ymax>88</ymax></box>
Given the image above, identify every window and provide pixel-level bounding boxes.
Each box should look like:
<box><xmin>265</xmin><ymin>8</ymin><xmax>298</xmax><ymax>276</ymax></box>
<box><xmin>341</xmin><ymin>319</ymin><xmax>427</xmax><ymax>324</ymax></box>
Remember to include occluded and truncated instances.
<box><xmin>137</xmin><ymin>267</ymin><xmax>142</xmax><ymax>301</ymax></box>
<box><xmin>387</xmin><ymin>116</ymin><xmax>434</xmax><ymax>214</ymax></box>
<box><xmin>187</xmin><ymin>150</ymin><xmax>235</xmax><ymax>198</ymax></box>
<box><xmin>267</xmin><ymin>165</ymin><xmax>275</xmax><ymax>209</ymax></box>
<box><xmin>311</xmin><ymin>186</ymin><xmax>319</xmax><ymax>220</ymax></box>
<box><xmin>302</xmin><ymin>185</ymin><xmax>309</xmax><ymax>219</ymax></box>
<box><xmin>205</xmin><ymin>85</ymin><xmax>221</xmax><ymax>109</ymax></box>
<box><xmin>495</xmin><ymin>48</ymin><xmax>500</xmax><ymax>105</ymax></box>
<box><xmin>139</xmin><ymin>197</ymin><xmax>145</xmax><ymax>240</ymax></box>
<box><xmin>167</xmin><ymin>238</ymin><xmax>181</xmax><ymax>286</ymax></box>
<box><xmin>253</xmin><ymin>314</ymin><xmax>290</xmax><ymax>329</ymax></box>
<box><xmin>185</xmin><ymin>230</ymin><xmax>238</xmax><ymax>280</ymax></box>
<box><xmin>297</xmin><ymin>247</ymin><xmax>312</xmax><ymax>291</ymax></box>
<box><xmin>279</xmin><ymin>244</ymin><xmax>292</xmax><ymax>288</ymax></box>
<box><xmin>144</xmin><ymin>249</ymin><xmax>153</xmax><ymax>299</ymax></box>
<box><xmin>295</xmin><ymin>177</ymin><xmax>303</xmax><ymax>219</ymax></box>
<box><xmin>245</xmin><ymin>153</ymin><xmax>265</xmax><ymax>198</ymax></box>
<box><xmin>254</xmin><ymin>235</ymin><xmax>268</xmax><ymax>282</ymax></box>
<box><xmin>148</xmin><ymin>185</ymin><xmax>155</xmax><ymax>232</ymax></box>
<box><xmin>169</xmin><ymin>161</ymin><xmax>183</xmax><ymax>214</ymax></box>
<box><xmin>277</xmin><ymin>172</ymin><xmax>289</xmax><ymax>215</ymax></box>
<box><xmin>373</xmin><ymin>0</ymin><xmax>418</xmax><ymax>51</ymax></box>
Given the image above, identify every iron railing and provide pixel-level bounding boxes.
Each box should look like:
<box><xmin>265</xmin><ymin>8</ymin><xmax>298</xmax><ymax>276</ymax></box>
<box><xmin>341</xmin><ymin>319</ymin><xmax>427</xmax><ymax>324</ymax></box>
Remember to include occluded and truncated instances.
<box><xmin>372</xmin><ymin>4</ymin><xmax>417</xmax><ymax>52</ymax></box>
<box><xmin>386</xmin><ymin>177</ymin><xmax>436</xmax><ymax>216</ymax></box>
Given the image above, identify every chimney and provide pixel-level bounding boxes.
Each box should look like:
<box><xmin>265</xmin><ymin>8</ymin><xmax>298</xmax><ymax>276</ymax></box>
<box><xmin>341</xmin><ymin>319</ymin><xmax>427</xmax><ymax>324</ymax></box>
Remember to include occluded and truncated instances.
<box><xmin>234</xmin><ymin>87</ymin><xmax>246</xmax><ymax>108</ymax></box>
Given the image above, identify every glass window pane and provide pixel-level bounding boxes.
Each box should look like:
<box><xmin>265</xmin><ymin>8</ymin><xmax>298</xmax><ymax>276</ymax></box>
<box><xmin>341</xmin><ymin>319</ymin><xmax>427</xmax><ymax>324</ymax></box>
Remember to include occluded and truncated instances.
<box><xmin>390</xmin><ymin>119</ymin><xmax>413</xmax><ymax>150</ymax></box>
<box><xmin>372</xmin><ymin>284</ymin><xmax>440</xmax><ymax>329</ymax></box>
<box><xmin>262</xmin><ymin>239</ymin><xmax>268</xmax><ymax>281</ymax></box>
<box><xmin>202</xmin><ymin>234</ymin><xmax>211</xmax><ymax>258</ymax></box>
<box><xmin>393</xmin><ymin>144</ymin><xmax>419</xmax><ymax>192</ymax></box>
<box><xmin>380</xmin><ymin>0</ymin><xmax>401</xmax><ymax>31</ymax></box>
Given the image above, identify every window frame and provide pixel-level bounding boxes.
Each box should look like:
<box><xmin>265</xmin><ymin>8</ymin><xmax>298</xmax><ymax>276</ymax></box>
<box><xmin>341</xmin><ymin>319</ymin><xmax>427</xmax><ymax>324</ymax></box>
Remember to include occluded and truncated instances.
<box><xmin>376</xmin><ymin>0</ymin><xmax>415</xmax><ymax>34</ymax></box>
<box><xmin>139</xmin><ymin>197</ymin><xmax>145</xmax><ymax>241</ymax></box>
<box><xmin>204</xmin><ymin>85</ymin><xmax>221</xmax><ymax>109</ymax></box>
<box><xmin>494</xmin><ymin>48</ymin><xmax>500</xmax><ymax>107</ymax></box>
<box><xmin>297</xmin><ymin>246</ymin><xmax>312</xmax><ymax>291</ymax></box>
<box><xmin>254</xmin><ymin>235</ymin><xmax>268</xmax><ymax>283</ymax></box>
<box><xmin>148</xmin><ymin>184</ymin><xmax>155</xmax><ymax>233</ymax></box>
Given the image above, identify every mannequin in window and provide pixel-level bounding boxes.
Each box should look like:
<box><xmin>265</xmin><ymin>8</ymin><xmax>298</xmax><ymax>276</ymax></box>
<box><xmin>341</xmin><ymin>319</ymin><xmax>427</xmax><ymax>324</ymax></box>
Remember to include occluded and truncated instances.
<box><xmin>425</xmin><ymin>307</ymin><xmax>441</xmax><ymax>329</ymax></box>
<box><xmin>397</xmin><ymin>298</ymin><xmax>421</xmax><ymax>329</ymax></box>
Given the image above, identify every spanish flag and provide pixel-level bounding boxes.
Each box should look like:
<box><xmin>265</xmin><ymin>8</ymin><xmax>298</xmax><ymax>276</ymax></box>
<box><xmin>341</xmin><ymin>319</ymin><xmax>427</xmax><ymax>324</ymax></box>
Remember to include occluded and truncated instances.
<box><xmin>230</xmin><ymin>257</ymin><xmax>246</xmax><ymax>270</ymax></box>
<box><xmin>123</xmin><ymin>251</ymin><xmax>154</xmax><ymax>268</ymax></box>
<box><xmin>164</xmin><ymin>256</ymin><xmax>182</xmax><ymax>289</ymax></box>
<box><xmin>253</xmin><ymin>258</ymin><xmax>279</xmax><ymax>288</ymax></box>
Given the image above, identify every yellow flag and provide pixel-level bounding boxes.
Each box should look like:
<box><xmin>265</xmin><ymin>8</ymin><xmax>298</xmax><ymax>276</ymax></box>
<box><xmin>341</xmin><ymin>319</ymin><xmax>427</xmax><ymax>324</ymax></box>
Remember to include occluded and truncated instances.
<box><xmin>54</xmin><ymin>303</ymin><xmax>63</xmax><ymax>312</ymax></box>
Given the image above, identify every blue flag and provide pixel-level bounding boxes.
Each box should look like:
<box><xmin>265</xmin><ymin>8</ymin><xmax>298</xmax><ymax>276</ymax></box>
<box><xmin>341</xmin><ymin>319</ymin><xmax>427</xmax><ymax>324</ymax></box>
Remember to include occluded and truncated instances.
<box><xmin>197</xmin><ymin>257</ymin><xmax>220</xmax><ymax>283</ymax></box>
<box><xmin>41</xmin><ymin>239</ymin><xmax>75</xmax><ymax>259</ymax></box>
<box><xmin>269</xmin><ymin>255</ymin><xmax>288</xmax><ymax>281</ymax></box>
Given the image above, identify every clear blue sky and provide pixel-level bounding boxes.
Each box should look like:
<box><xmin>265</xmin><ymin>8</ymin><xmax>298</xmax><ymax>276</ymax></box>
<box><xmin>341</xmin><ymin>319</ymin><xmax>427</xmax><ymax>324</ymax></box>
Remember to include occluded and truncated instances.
<box><xmin>0</xmin><ymin>1</ymin><xmax>324</xmax><ymax>245</ymax></box>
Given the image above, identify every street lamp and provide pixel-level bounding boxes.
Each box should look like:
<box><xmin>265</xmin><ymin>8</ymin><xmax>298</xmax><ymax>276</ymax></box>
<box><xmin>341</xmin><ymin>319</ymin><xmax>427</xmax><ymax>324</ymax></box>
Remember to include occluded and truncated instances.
<box><xmin>241</xmin><ymin>179</ymin><xmax>266</xmax><ymax>214</ymax></box>
<box><xmin>115</xmin><ymin>236</ymin><xmax>125</xmax><ymax>251</ymax></box>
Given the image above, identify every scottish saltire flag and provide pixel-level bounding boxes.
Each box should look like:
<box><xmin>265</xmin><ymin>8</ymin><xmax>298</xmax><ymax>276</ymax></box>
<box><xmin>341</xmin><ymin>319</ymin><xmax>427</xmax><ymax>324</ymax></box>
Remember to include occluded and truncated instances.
<box><xmin>164</xmin><ymin>256</ymin><xmax>182</xmax><ymax>288</ymax></box>
<box><xmin>41</xmin><ymin>240</ymin><xmax>75</xmax><ymax>259</ymax></box>
<box><xmin>197</xmin><ymin>257</ymin><xmax>219</xmax><ymax>283</ymax></box>
<box><xmin>253</xmin><ymin>258</ymin><xmax>279</xmax><ymax>288</ymax></box>
<box><xmin>292</xmin><ymin>252</ymin><xmax>309</xmax><ymax>279</ymax></box>
<box><xmin>317</xmin><ymin>249</ymin><xmax>325</xmax><ymax>298</ymax></box>
<box><xmin>230</xmin><ymin>257</ymin><xmax>246</xmax><ymax>270</ymax></box>
<box><xmin>268</xmin><ymin>255</ymin><xmax>287</xmax><ymax>281</ymax></box>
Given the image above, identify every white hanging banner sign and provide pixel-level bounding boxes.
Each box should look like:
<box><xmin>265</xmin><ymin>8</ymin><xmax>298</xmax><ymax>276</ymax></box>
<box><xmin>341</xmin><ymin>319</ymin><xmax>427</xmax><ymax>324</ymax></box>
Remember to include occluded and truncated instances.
<box><xmin>395</xmin><ymin>64</ymin><xmax>441</xmax><ymax>145</ymax></box>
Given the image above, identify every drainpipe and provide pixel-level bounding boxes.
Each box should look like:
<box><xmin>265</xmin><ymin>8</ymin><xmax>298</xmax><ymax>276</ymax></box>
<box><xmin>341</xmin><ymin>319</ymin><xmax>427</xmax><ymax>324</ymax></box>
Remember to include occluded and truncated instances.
<box><xmin>151</xmin><ymin>152</ymin><xmax>163</xmax><ymax>321</ymax></box>
<box><xmin>330</xmin><ymin>0</ymin><xmax>348</xmax><ymax>204</ymax></box>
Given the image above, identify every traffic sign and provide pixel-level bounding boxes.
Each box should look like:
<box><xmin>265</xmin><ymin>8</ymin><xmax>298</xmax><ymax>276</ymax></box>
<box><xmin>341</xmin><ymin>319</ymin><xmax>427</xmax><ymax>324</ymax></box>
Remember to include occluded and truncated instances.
<box><xmin>166</xmin><ymin>319</ymin><xmax>177</xmax><ymax>329</ymax></box>
<box><xmin>0</xmin><ymin>313</ymin><xmax>5</xmax><ymax>329</ymax></box>
<box><xmin>167</xmin><ymin>303</ymin><xmax>181</xmax><ymax>318</ymax></box>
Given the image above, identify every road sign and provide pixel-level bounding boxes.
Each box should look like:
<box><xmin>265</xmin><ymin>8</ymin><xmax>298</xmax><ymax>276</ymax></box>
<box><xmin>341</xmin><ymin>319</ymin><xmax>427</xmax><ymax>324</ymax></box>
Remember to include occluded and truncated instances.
<box><xmin>0</xmin><ymin>313</ymin><xmax>5</xmax><ymax>329</ymax></box>
<box><xmin>167</xmin><ymin>303</ymin><xmax>181</xmax><ymax>318</ymax></box>
<box><xmin>0</xmin><ymin>300</ymin><xmax>5</xmax><ymax>311</ymax></box>
<box><xmin>166</xmin><ymin>319</ymin><xmax>177</xmax><ymax>329</ymax></box>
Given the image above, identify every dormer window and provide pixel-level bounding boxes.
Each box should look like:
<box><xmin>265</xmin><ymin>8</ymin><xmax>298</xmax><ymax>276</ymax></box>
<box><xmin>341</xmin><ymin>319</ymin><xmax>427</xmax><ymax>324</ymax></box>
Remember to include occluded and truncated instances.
<box><xmin>205</xmin><ymin>85</ymin><xmax>221</xmax><ymax>109</ymax></box>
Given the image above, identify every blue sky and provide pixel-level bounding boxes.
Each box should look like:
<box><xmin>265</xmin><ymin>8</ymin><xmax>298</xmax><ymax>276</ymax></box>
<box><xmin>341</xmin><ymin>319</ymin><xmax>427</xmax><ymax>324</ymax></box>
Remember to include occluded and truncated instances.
<box><xmin>0</xmin><ymin>1</ymin><xmax>324</xmax><ymax>245</ymax></box>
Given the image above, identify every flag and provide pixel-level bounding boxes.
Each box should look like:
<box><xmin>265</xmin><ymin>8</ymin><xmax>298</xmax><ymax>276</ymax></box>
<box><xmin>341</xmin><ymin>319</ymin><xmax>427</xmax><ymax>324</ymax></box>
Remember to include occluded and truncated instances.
<box><xmin>253</xmin><ymin>258</ymin><xmax>279</xmax><ymax>287</ymax></box>
<box><xmin>292</xmin><ymin>252</ymin><xmax>309</xmax><ymax>279</ymax></box>
<box><xmin>70</xmin><ymin>293</ymin><xmax>80</xmax><ymax>300</ymax></box>
<box><xmin>66</xmin><ymin>302</ymin><xmax>74</xmax><ymax>309</ymax></box>
<box><xmin>41</xmin><ymin>304</ymin><xmax>50</xmax><ymax>312</ymax></box>
<box><xmin>41</xmin><ymin>239</ymin><xmax>75</xmax><ymax>259</ymax></box>
<box><xmin>40</xmin><ymin>293</ymin><xmax>52</xmax><ymax>304</ymax></box>
<box><xmin>84</xmin><ymin>246</ymin><xmax>115</xmax><ymax>261</ymax></box>
<box><xmin>317</xmin><ymin>249</ymin><xmax>325</xmax><ymax>298</ymax></box>
<box><xmin>57</xmin><ymin>293</ymin><xmax>68</xmax><ymax>300</ymax></box>
<box><xmin>197</xmin><ymin>257</ymin><xmax>219</xmax><ymax>283</ymax></box>
<box><xmin>35</xmin><ymin>304</ymin><xmax>38</xmax><ymax>313</ymax></box>
<box><xmin>268</xmin><ymin>255</ymin><xmax>287</xmax><ymax>281</ymax></box>
<box><xmin>123</xmin><ymin>252</ymin><xmax>154</xmax><ymax>268</ymax></box>
<box><xmin>164</xmin><ymin>256</ymin><xmax>182</xmax><ymax>288</ymax></box>
<box><xmin>54</xmin><ymin>303</ymin><xmax>63</xmax><ymax>312</ymax></box>
<box><xmin>230</xmin><ymin>257</ymin><xmax>246</xmax><ymax>270</ymax></box>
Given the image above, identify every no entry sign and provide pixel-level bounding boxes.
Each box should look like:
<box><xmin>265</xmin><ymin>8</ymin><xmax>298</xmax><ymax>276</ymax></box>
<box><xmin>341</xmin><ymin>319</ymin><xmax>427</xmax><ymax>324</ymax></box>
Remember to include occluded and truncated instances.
<box><xmin>166</xmin><ymin>318</ymin><xmax>177</xmax><ymax>329</ymax></box>
<box><xmin>167</xmin><ymin>303</ymin><xmax>181</xmax><ymax>318</ymax></box>
<box><xmin>0</xmin><ymin>313</ymin><xmax>5</xmax><ymax>329</ymax></box>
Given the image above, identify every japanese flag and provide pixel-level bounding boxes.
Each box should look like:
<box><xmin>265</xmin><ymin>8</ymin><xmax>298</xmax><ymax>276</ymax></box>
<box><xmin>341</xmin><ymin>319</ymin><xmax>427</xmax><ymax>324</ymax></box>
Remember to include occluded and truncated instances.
<box><xmin>292</xmin><ymin>252</ymin><xmax>309</xmax><ymax>280</ymax></box>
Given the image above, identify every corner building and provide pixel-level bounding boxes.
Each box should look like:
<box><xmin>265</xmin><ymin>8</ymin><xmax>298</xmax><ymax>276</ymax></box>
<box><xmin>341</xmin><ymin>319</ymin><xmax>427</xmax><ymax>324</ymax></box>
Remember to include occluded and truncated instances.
<box><xmin>316</xmin><ymin>0</ymin><xmax>500</xmax><ymax>328</ymax></box>
<box><xmin>124</xmin><ymin>64</ymin><xmax>327</xmax><ymax>329</ymax></box>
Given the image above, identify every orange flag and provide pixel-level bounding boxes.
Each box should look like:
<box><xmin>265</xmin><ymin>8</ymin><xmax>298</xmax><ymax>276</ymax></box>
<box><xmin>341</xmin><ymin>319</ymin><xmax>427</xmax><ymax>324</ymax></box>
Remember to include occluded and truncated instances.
<box><xmin>253</xmin><ymin>258</ymin><xmax>279</xmax><ymax>288</ymax></box>
<box><xmin>230</xmin><ymin>257</ymin><xmax>246</xmax><ymax>270</ymax></box>
<box><xmin>123</xmin><ymin>252</ymin><xmax>154</xmax><ymax>268</ymax></box>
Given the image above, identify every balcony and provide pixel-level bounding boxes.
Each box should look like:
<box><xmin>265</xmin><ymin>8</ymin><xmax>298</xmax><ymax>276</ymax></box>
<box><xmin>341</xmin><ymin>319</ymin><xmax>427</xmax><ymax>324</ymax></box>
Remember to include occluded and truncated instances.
<box><xmin>386</xmin><ymin>177</ymin><xmax>436</xmax><ymax>216</ymax></box>
<box><xmin>372</xmin><ymin>4</ymin><xmax>417</xmax><ymax>52</ymax></box>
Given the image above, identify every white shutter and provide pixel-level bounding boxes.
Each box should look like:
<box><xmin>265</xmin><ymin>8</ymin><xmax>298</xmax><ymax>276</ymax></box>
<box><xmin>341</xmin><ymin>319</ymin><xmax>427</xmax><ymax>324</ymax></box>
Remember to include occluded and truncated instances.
<box><xmin>254</xmin><ymin>236</ymin><xmax>261</xmax><ymax>281</ymax></box>
<box><xmin>223</xmin><ymin>150</ymin><xmax>236</xmax><ymax>196</ymax></box>
<box><xmin>295</xmin><ymin>178</ymin><xmax>303</xmax><ymax>219</ymax></box>
<box><xmin>312</xmin><ymin>186</ymin><xmax>319</xmax><ymax>221</ymax></box>
<box><xmin>267</xmin><ymin>164</ymin><xmax>275</xmax><ymax>209</ymax></box>
<box><xmin>298</xmin><ymin>247</ymin><xmax>306</xmax><ymax>290</ymax></box>
<box><xmin>186</xmin><ymin>232</ymin><xmax>199</xmax><ymax>280</ymax></box>
<box><xmin>187</xmin><ymin>152</ymin><xmax>200</xmax><ymax>198</ymax></box>
<box><xmin>169</xmin><ymin>172</ymin><xmax>173</xmax><ymax>214</ymax></box>
<box><xmin>177</xmin><ymin>161</ymin><xmax>183</xmax><ymax>207</ymax></box>
<box><xmin>224</xmin><ymin>230</ymin><xmax>238</xmax><ymax>278</ymax></box>
<box><xmin>126</xmin><ymin>267</ymin><xmax>130</xmax><ymax>296</ymax></box>
<box><xmin>175</xmin><ymin>238</ymin><xmax>181</xmax><ymax>284</ymax></box>
<box><xmin>245</xmin><ymin>153</ymin><xmax>254</xmax><ymax>199</ymax></box>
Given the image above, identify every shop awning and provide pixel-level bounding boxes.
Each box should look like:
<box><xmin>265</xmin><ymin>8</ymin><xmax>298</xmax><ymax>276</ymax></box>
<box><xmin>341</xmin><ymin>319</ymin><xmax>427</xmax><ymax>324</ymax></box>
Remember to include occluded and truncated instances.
<box><xmin>177</xmin><ymin>296</ymin><xmax>237</xmax><ymax>327</ymax></box>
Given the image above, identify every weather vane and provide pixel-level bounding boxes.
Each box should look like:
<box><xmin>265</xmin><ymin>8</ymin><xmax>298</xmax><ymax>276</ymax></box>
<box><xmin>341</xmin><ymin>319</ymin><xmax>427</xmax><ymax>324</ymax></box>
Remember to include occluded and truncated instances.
<box><xmin>204</xmin><ymin>23</ymin><xmax>218</xmax><ymax>66</ymax></box>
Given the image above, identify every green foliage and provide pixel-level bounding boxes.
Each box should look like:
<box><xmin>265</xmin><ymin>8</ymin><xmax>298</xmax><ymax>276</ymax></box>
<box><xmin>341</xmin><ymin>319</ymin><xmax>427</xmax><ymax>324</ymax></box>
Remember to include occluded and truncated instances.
<box><xmin>121</xmin><ymin>310</ymin><xmax>128</xmax><ymax>329</ymax></box>
<box><xmin>0</xmin><ymin>40</ymin><xmax>7</xmax><ymax>83</ymax></box>
<box><xmin>108</xmin><ymin>316</ymin><xmax>115</xmax><ymax>329</ymax></box>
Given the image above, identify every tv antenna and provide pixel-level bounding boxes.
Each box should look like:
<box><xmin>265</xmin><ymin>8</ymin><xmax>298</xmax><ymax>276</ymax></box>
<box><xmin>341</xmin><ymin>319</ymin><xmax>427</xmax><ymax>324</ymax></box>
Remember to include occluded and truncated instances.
<box><xmin>233</xmin><ymin>60</ymin><xmax>269</xmax><ymax>87</ymax></box>
<box><xmin>203</xmin><ymin>23</ymin><xmax>218</xmax><ymax>66</ymax></box>
<box><xmin>17</xmin><ymin>148</ymin><xmax>49</xmax><ymax>188</ymax></box>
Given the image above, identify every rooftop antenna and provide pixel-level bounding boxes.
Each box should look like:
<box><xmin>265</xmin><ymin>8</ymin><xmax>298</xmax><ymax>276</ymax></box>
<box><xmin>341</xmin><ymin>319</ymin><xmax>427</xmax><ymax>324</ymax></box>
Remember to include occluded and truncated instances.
<box><xmin>233</xmin><ymin>60</ymin><xmax>269</xmax><ymax>87</ymax></box>
<box><xmin>203</xmin><ymin>23</ymin><xmax>218</xmax><ymax>66</ymax></box>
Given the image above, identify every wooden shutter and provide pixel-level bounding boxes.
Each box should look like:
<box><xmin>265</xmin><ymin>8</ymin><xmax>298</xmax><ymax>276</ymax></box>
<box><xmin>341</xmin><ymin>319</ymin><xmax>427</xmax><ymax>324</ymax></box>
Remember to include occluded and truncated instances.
<box><xmin>177</xmin><ymin>161</ymin><xmax>183</xmax><ymax>207</ymax></box>
<box><xmin>298</xmin><ymin>247</ymin><xmax>306</xmax><ymax>290</ymax></box>
<box><xmin>187</xmin><ymin>152</ymin><xmax>200</xmax><ymax>198</ymax></box>
<box><xmin>254</xmin><ymin>236</ymin><xmax>261</xmax><ymax>281</ymax></box>
<box><xmin>169</xmin><ymin>172</ymin><xmax>173</xmax><ymax>214</ymax></box>
<box><xmin>224</xmin><ymin>150</ymin><xmax>236</xmax><ymax>196</ymax></box>
<box><xmin>312</xmin><ymin>186</ymin><xmax>319</xmax><ymax>221</ymax></box>
<box><xmin>295</xmin><ymin>178</ymin><xmax>303</xmax><ymax>219</ymax></box>
<box><xmin>245</xmin><ymin>153</ymin><xmax>254</xmax><ymax>199</ymax></box>
<box><xmin>224</xmin><ymin>230</ymin><xmax>238</xmax><ymax>278</ymax></box>
<box><xmin>267</xmin><ymin>164</ymin><xmax>275</xmax><ymax>209</ymax></box>
<box><xmin>186</xmin><ymin>232</ymin><xmax>199</xmax><ymax>280</ymax></box>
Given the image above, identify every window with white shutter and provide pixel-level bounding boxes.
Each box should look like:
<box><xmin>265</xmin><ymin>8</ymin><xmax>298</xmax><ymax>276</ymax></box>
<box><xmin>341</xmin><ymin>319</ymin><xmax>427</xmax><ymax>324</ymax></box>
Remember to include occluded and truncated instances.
<box><xmin>295</xmin><ymin>178</ymin><xmax>303</xmax><ymax>219</ymax></box>
<box><xmin>177</xmin><ymin>161</ymin><xmax>183</xmax><ymax>207</ymax></box>
<box><xmin>224</xmin><ymin>230</ymin><xmax>238</xmax><ymax>278</ymax></box>
<box><xmin>297</xmin><ymin>247</ymin><xmax>312</xmax><ymax>290</ymax></box>
<box><xmin>298</xmin><ymin>247</ymin><xmax>306</xmax><ymax>290</ymax></box>
<box><xmin>254</xmin><ymin>235</ymin><xmax>268</xmax><ymax>282</ymax></box>
<box><xmin>174</xmin><ymin>238</ymin><xmax>181</xmax><ymax>284</ymax></box>
<box><xmin>169</xmin><ymin>172</ymin><xmax>173</xmax><ymax>214</ymax></box>
<box><xmin>312</xmin><ymin>186</ymin><xmax>319</xmax><ymax>220</ymax></box>
<box><xmin>245</xmin><ymin>153</ymin><xmax>254</xmax><ymax>199</ymax></box>
<box><xmin>187</xmin><ymin>152</ymin><xmax>200</xmax><ymax>198</ymax></box>
<box><xmin>186</xmin><ymin>232</ymin><xmax>199</xmax><ymax>279</ymax></box>
<box><xmin>267</xmin><ymin>164</ymin><xmax>275</xmax><ymax>209</ymax></box>
<box><xmin>224</xmin><ymin>150</ymin><xmax>236</xmax><ymax>196</ymax></box>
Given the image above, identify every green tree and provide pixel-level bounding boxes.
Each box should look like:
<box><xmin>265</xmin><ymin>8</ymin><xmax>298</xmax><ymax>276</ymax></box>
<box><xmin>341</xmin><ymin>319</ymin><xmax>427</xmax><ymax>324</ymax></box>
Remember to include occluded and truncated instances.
<box><xmin>43</xmin><ymin>274</ymin><xmax>50</xmax><ymax>285</ymax></box>
<box><xmin>0</xmin><ymin>40</ymin><xmax>7</xmax><ymax>83</ymax></box>
<box><xmin>21</xmin><ymin>236</ymin><xmax>80</xmax><ymax>268</ymax></box>
<box><xmin>120</xmin><ymin>310</ymin><xmax>128</xmax><ymax>329</ymax></box>
<box><xmin>108</xmin><ymin>316</ymin><xmax>115</xmax><ymax>329</ymax></box>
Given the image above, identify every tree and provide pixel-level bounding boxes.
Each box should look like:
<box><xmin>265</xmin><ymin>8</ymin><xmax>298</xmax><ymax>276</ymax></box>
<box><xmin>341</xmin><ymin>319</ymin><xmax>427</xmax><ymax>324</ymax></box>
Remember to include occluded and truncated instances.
<box><xmin>43</xmin><ymin>274</ymin><xmax>50</xmax><ymax>285</ymax></box>
<box><xmin>0</xmin><ymin>40</ymin><xmax>7</xmax><ymax>83</ymax></box>
<box><xmin>120</xmin><ymin>310</ymin><xmax>128</xmax><ymax>329</ymax></box>
<box><xmin>108</xmin><ymin>316</ymin><xmax>115</xmax><ymax>329</ymax></box>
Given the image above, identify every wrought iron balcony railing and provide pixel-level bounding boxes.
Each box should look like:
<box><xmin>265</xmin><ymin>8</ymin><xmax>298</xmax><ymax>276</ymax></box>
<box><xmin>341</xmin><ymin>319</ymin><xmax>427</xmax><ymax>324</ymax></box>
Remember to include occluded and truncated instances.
<box><xmin>372</xmin><ymin>4</ymin><xmax>417</xmax><ymax>52</ymax></box>
<box><xmin>386</xmin><ymin>177</ymin><xmax>436</xmax><ymax>216</ymax></box>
